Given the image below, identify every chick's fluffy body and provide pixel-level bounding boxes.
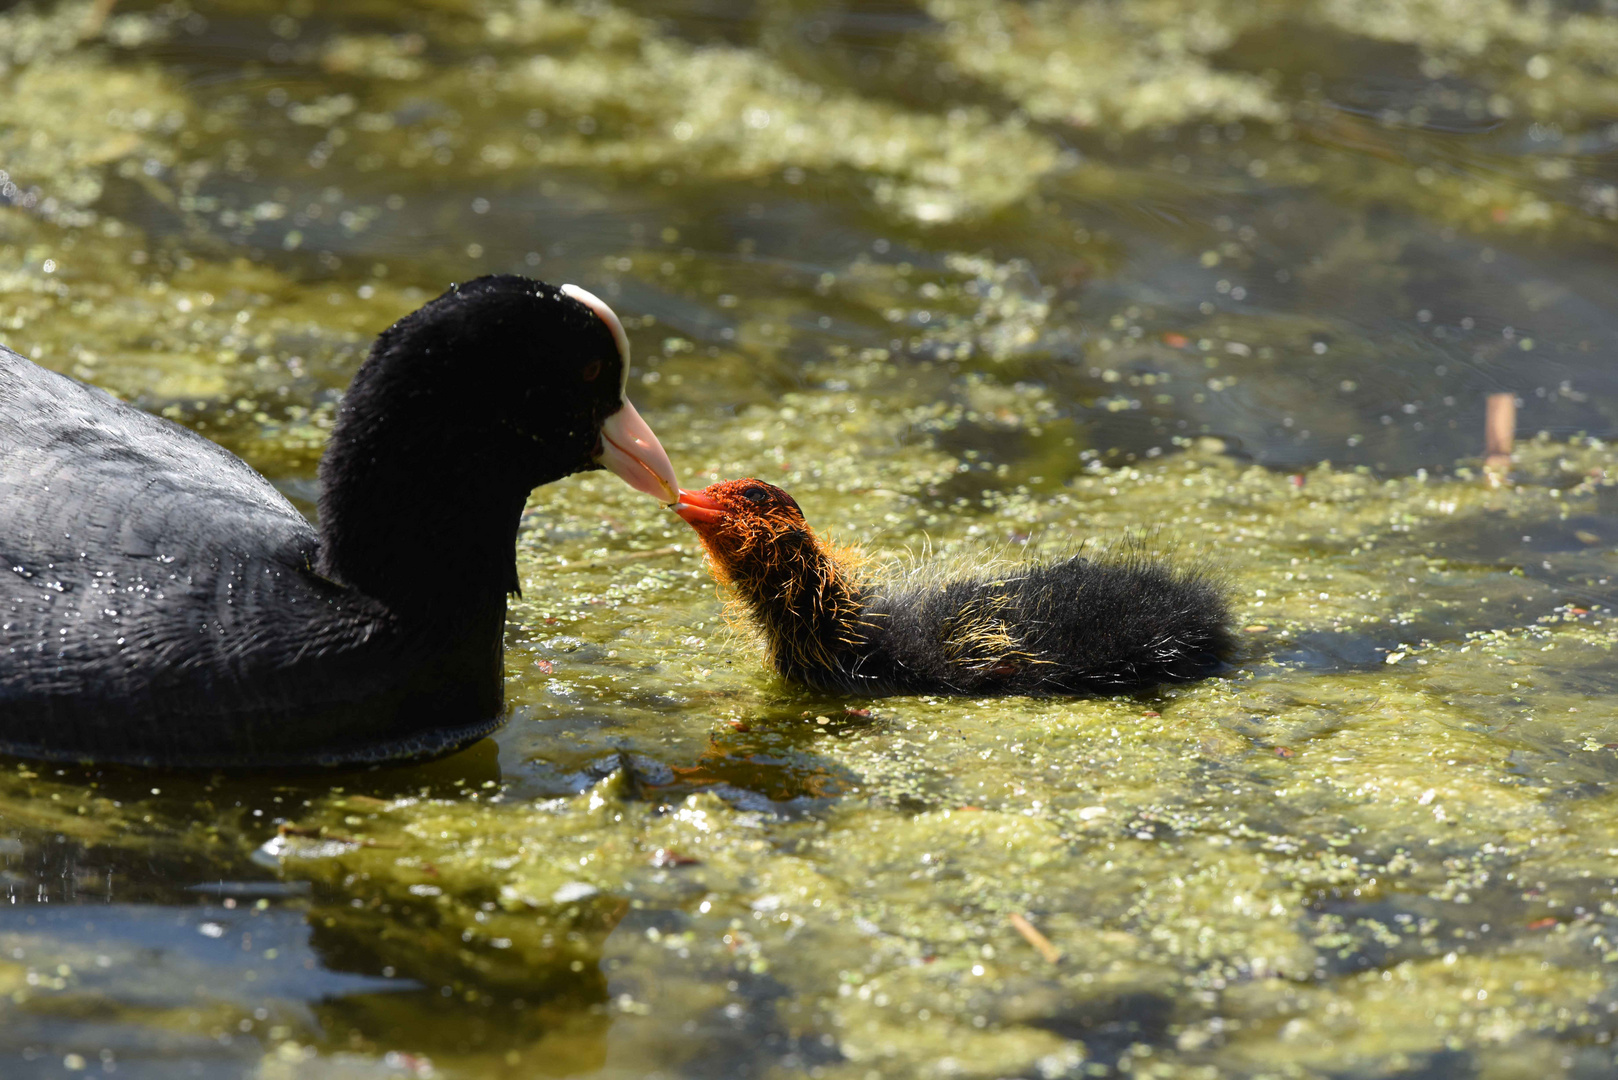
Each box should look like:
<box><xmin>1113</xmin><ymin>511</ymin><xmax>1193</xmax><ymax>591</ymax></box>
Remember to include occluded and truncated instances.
<box><xmin>683</xmin><ymin>480</ymin><xmax>1231</xmax><ymax>696</ymax></box>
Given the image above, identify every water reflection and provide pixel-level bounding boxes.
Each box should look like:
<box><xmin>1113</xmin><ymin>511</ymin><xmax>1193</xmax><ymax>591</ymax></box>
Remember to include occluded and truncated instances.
<box><xmin>0</xmin><ymin>904</ymin><xmax>395</xmax><ymax>1078</ymax></box>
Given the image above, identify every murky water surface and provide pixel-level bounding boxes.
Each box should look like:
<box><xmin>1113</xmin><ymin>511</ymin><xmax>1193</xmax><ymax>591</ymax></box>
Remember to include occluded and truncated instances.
<box><xmin>5</xmin><ymin>0</ymin><xmax>1618</xmax><ymax>1076</ymax></box>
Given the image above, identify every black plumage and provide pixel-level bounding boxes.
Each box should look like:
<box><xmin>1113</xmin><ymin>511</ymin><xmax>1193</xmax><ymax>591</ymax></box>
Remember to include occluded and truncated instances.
<box><xmin>675</xmin><ymin>479</ymin><xmax>1231</xmax><ymax>696</ymax></box>
<box><xmin>0</xmin><ymin>275</ymin><xmax>676</xmax><ymax>766</ymax></box>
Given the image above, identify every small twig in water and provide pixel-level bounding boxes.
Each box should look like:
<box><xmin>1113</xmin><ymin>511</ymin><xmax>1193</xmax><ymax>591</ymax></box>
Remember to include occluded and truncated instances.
<box><xmin>277</xmin><ymin>823</ymin><xmax>398</xmax><ymax>848</ymax></box>
<box><xmin>1008</xmin><ymin>912</ymin><xmax>1061</xmax><ymax>964</ymax></box>
<box><xmin>335</xmin><ymin>794</ymin><xmax>392</xmax><ymax>810</ymax></box>
<box><xmin>84</xmin><ymin>0</ymin><xmax>118</xmax><ymax>35</ymax></box>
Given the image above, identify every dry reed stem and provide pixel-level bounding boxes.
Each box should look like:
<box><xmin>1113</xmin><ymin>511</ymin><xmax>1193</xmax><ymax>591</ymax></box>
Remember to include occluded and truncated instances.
<box><xmin>1484</xmin><ymin>392</ymin><xmax>1515</xmax><ymax>481</ymax></box>
<box><xmin>83</xmin><ymin>0</ymin><xmax>118</xmax><ymax>34</ymax></box>
<box><xmin>1008</xmin><ymin>912</ymin><xmax>1061</xmax><ymax>964</ymax></box>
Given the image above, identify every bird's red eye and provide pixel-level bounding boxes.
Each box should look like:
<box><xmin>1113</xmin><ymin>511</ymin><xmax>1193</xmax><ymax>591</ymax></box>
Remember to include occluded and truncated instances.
<box><xmin>581</xmin><ymin>359</ymin><xmax>603</xmax><ymax>382</ymax></box>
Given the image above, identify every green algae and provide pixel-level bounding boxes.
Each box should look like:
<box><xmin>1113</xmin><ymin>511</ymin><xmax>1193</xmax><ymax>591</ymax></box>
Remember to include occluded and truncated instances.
<box><xmin>3</xmin><ymin>0</ymin><xmax>1618</xmax><ymax>1076</ymax></box>
<box><xmin>0</xmin><ymin>1</ymin><xmax>187</xmax><ymax>221</ymax></box>
<box><xmin>228</xmin><ymin>440</ymin><xmax>1618</xmax><ymax>1079</ymax></box>
<box><xmin>927</xmin><ymin>0</ymin><xmax>1287</xmax><ymax>131</ymax></box>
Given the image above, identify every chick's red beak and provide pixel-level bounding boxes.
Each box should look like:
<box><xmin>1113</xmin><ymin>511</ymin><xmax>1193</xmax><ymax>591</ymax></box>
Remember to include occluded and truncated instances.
<box><xmin>673</xmin><ymin>488</ymin><xmax>726</xmax><ymax>530</ymax></box>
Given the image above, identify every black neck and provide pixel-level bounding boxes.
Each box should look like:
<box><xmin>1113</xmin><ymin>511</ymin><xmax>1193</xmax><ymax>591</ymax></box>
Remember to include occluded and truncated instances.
<box><xmin>315</xmin><ymin>412</ymin><xmax>534</xmax><ymax>628</ymax></box>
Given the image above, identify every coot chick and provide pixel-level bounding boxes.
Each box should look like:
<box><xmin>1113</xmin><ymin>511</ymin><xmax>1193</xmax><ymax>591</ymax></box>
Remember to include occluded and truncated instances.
<box><xmin>0</xmin><ymin>276</ymin><xmax>679</xmax><ymax>766</ymax></box>
<box><xmin>674</xmin><ymin>479</ymin><xmax>1231</xmax><ymax>695</ymax></box>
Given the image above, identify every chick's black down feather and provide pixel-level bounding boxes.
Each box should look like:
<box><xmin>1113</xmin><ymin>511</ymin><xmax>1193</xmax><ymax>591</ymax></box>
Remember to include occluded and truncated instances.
<box><xmin>848</xmin><ymin>554</ymin><xmax>1232</xmax><ymax>695</ymax></box>
<box><xmin>677</xmin><ymin>478</ymin><xmax>1232</xmax><ymax>697</ymax></box>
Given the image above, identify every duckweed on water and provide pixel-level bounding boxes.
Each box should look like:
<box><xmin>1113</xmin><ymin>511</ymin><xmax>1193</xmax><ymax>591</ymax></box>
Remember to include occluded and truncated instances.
<box><xmin>4</xmin><ymin>0</ymin><xmax>1618</xmax><ymax>1075</ymax></box>
<box><xmin>4</xmin><ymin>435</ymin><xmax>1618</xmax><ymax>1075</ymax></box>
<box><xmin>238</xmin><ymin>440</ymin><xmax>1618</xmax><ymax>1078</ymax></box>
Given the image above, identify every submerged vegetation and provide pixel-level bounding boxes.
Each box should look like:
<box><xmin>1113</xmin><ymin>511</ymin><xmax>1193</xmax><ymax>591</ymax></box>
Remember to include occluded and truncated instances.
<box><xmin>3</xmin><ymin>0</ymin><xmax>1618</xmax><ymax>1076</ymax></box>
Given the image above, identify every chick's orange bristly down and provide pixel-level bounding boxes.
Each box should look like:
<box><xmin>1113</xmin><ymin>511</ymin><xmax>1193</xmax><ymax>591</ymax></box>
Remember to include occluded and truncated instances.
<box><xmin>674</xmin><ymin>480</ymin><xmax>868</xmax><ymax>683</ymax></box>
<box><xmin>675</xmin><ymin>479</ymin><xmax>1233</xmax><ymax>697</ymax></box>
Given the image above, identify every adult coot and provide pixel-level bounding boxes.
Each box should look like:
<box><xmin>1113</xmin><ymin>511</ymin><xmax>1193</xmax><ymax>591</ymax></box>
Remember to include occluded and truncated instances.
<box><xmin>674</xmin><ymin>479</ymin><xmax>1230</xmax><ymax>695</ymax></box>
<box><xmin>0</xmin><ymin>275</ymin><xmax>679</xmax><ymax>766</ymax></box>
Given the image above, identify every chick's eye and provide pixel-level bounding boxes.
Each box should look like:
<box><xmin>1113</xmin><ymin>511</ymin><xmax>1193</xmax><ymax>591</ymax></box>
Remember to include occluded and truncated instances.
<box><xmin>581</xmin><ymin>359</ymin><xmax>603</xmax><ymax>382</ymax></box>
<box><xmin>740</xmin><ymin>487</ymin><xmax>768</xmax><ymax>504</ymax></box>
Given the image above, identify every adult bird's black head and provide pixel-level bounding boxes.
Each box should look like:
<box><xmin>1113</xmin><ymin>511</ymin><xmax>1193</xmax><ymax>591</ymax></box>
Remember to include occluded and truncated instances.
<box><xmin>317</xmin><ymin>275</ymin><xmax>679</xmax><ymax>620</ymax></box>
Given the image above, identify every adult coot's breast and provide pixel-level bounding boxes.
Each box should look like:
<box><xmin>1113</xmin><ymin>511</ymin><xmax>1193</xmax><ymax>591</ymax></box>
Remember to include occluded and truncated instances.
<box><xmin>0</xmin><ymin>276</ymin><xmax>679</xmax><ymax>767</ymax></box>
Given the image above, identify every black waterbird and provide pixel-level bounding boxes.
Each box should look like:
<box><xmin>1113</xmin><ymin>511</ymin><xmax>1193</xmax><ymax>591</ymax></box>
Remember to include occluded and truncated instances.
<box><xmin>0</xmin><ymin>275</ymin><xmax>679</xmax><ymax>766</ymax></box>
